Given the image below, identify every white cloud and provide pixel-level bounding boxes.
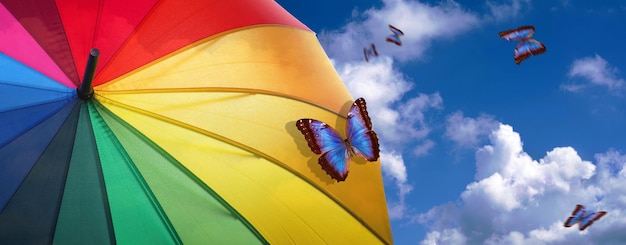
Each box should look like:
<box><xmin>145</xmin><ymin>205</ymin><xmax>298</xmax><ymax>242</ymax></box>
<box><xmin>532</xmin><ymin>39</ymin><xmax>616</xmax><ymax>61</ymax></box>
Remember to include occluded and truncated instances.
<box><xmin>445</xmin><ymin>111</ymin><xmax>499</xmax><ymax>148</ymax></box>
<box><xmin>485</xmin><ymin>0</ymin><xmax>531</xmax><ymax>21</ymax></box>
<box><xmin>321</xmin><ymin>0</ymin><xmax>534</xmax><ymax>222</ymax></box>
<box><xmin>339</xmin><ymin>58</ymin><xmax>436</xmax><ymax>219</ymax></box>
<box><xmin>483</xmin><ymin>222</ymin><xmax>576</xmax><ymax>245</ymax></box>
<box><xmin>311</xmin><ymin>0</ymin><xmax>626</xmax><ymax>241</ymax></box>
<box><xmin>325</xmin><ymin>0</ymin><xmax>476</xmax><ymax>220</ymax></box>
<box><xmin>380</xmin><ymin>150</ymin><xmax>414</xmax><ymax>220</ymax></box>
<box><xmin>550</xmin><ymin>0</ymin><xmax>571</xmax><ymax>12</ymax></box>
<box><xmin>381</xmin><ymin>150</ymin><xmax>409</xmax><ymax>183</ymax></box>
<box><xmin>418</xmin><ymin>124</ymin><xmax>626</xmax><ymax>244</ymax></box>
<box><xmin>338</xmin><ymin>57</ymin><xmax>442</xmax><ymax>146</ymax></box>
<box><xmin>564</xmin><ymin>54</ymin><xmax>625</xmax><ymax>92</ymax></box>
<box><xmin>420</xmin><ymin>228</ymin><xmax>467</xmax><ymax>245</ymax></box>
<box><xmin>559</xmin><ymin>83</ymin><xmax>585</xmax><ymax>93</ymax></box>
<box><xmin>413</xmin><ymin>139</ymin><xmax>436</xmax><ymax>156</ymax></box>
<box><xmin>319</xmin><ymin>0</ymin><xmax>480</xmax><ymax>63</ymax></box>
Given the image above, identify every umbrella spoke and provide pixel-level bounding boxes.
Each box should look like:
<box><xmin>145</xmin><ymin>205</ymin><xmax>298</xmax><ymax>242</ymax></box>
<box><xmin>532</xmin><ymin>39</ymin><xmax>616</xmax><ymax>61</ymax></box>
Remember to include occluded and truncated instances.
<box><xmin>97</xmin><ymin>87</ymin><xmax>347</xmax><ymax>119</ymax></box>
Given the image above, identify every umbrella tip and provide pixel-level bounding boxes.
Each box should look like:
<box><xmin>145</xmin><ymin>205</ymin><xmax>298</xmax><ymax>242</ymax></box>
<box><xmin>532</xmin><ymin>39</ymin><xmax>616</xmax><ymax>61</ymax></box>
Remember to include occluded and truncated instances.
<box><xmin>90</xmin><ymin>48</ymin><xmax>100</xmax><ymax>56</ymax></box>
<box><xmin>77</xmin><ymin>48</ymin><xmax>100</xmax><ymax>100</ymax></box>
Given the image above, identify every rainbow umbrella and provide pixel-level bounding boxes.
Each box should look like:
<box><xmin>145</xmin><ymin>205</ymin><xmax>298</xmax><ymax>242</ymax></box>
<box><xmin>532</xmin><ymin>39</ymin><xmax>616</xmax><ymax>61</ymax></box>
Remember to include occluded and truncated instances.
<box><xmin>0</xmin><ymin>0</ymin><xmax>392</xmax><ymax>244</ymax></box>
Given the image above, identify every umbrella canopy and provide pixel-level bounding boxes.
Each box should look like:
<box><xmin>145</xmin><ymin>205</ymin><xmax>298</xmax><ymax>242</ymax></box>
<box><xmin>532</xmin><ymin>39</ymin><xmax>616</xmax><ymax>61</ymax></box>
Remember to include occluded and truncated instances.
<box><xmin>0</xmin><ymin>0</ymin><xmax>392</xmax><ymax>244</ymax></box>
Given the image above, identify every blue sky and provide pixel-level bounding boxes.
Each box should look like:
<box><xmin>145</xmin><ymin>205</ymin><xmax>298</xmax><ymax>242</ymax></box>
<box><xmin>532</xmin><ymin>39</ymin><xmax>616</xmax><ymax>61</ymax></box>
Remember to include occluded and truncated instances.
<box><xmin>277</xmin><ymin>0</ymin><xmax>626</xmax><ymax>244</ymax></box>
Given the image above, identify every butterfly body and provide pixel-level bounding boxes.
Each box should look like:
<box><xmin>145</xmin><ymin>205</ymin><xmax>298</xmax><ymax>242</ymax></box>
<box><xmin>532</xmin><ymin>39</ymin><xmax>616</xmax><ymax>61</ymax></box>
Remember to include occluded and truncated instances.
<box><xmin>563</xmin><ymin>204</ymin><xmax>607</xmax><ymax>231</ymax></box>
<box><xmin>499</xmin><ymin>26</ymin><xmax>546</xmax><ymax>65</ymax></box>
<box><xmin>296</xmin><ymin>98</ymin><xmax>380</xmax><ymax>182</ymax></box>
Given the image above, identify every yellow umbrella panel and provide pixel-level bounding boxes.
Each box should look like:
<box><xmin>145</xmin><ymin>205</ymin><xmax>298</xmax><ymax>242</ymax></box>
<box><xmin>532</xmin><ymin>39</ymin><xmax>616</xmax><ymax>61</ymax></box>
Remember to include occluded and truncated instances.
<box><xmin>96</xmin><ymin>25</ymin><xmax>393</xmax><ymax>244</ymax></box>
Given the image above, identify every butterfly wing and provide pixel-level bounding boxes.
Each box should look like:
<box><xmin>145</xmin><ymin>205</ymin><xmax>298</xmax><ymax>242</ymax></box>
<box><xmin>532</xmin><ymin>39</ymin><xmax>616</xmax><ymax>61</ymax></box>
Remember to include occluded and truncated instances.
<box><xmin>514</xmin><ymin>39</ymin><xmax>546</xmax><ymax>65</ymax></box>
<box><xmin>389</xmin><ymin>24</ymin><xmax>404</xmax><ymax>36</ymax></box>
<box><xmin>563</xmin><ymin>204</ymin><xmax>607</xmax><ymax>230</ymax></box>
<box><xmin>499</xmin><ymin>25</ymin><xmax>535</xmax><ymax>41</ymax></box>
<box><xmin>363</xmin><ymin>43</ymin><xmax>378</xmax><ymax>62</ymax></box>
<box><xmin>564</xmin><ymin>205</ymin><xmax>585</xmax><ymax>228</ymax></box>
<box><xmin>386</xmin><ymin>35</ymin><xmax>402</xmax><ymax>46</ymax></box>
<box><xmin>386</xmin><ymin>25</ymin><xmax>404</xmax><ymax>46</ymax></box>
<box><xmin>346</xmin><ymin>98</ymin><xmax>380</xmax><ymax>161</ymax></box>
<box><xmin>296</xmin><ymin>119</ymin><xmax>350</xmax><ymax>181</ymax></box>
<box><xmin>579</xmin><ymin>211</ymin><xmax>607</xmax><ymax>231</ymax></box>
<box><xmin>319</xmin><ymin>146</ymin><xmax>350</xmax><ymax>181</ymax></box>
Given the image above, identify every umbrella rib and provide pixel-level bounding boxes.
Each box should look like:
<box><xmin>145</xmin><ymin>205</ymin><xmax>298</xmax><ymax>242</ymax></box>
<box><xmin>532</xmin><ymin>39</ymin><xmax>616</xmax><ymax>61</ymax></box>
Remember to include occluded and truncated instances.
<box><xmin>94</xmin><ymin>23</ymin><xmax>307</xmax><ymax>84</ymax></box>
<box><xmin>51</xmin><ymin>0</ymin><xmax>80</xmax><ymax>86</ymax></box>
<box><xmin>0</xmin><ymin>80</ymin><xmax>74</xmax><ymax>93</ymax></box>
<box><xmin>0</xmin><ymin>100</ymin><xmax>71</xmax><ymax>151</ymax></box>
<box><xmin>91</xmin><ymin>0</ymin><xmax>104</xmax><ymax>50</ymax></box>
<box><xmin>0</xmin><ymin>96</ymin><xmax>74</xmax><ymax>114</ymax></box>
<box><xmin>93</xmin><ymin>0</ymin><xmax>164</xmax><ymax>81</ymax></box>
<box><xmin>95</xmin><ymin>92</ymin><xmax>292</xmax><ymax>165</ymax></box>
<box><xmin>95</xmin><ymin>87</ymin><xmax>348</xmax><ymax>119</ymax></box>
<box><xmin>94</xmin><ymin>93</ymin><xmax>389</xmax><ymax>244</ymax></box>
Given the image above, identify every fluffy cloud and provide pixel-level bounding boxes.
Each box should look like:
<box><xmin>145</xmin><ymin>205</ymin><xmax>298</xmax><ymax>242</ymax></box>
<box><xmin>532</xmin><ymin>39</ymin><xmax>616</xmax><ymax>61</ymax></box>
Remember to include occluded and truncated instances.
<box><xmin>381</xmin><ymin>150</ymin><xmax>414</xmax><ymax>220</ymax></box>
<box><xmin>338</xmin><ymin>57</ymin><xmax>440</xmax><ymax>219</ymax></box>
<box><xmin>485</xmin><ymin>0</ymin><xmax>531</xmax><ymax>21</ymax></box>
<box><xmin>321</xmin><ymin>0</ymin><xmax>535</xmax><ymax>220</ymax></box>
<box><xmin>418</xmin><ymin>124</ymin><xmax>626</xmax><ymax>244</ymax></box>
<box><xmin>321</xmin><ymin>0</ymin><xmax>480</xmax><ymax>219</ymax></box>
<box><xmin>562</xmin><ymin>54</ymin><xmax>625</xmax><ymax>92</ymax></box>
<box><xmin>420</xmin><ymin>228</ymin><xmax>467</xmax><ymax>245</ymax></box>
<box><xmin>319</xmin><ymin>0</ymin><xmax>480</xmax><ymax>63</ymax></box>
<box><xmin>413</xmin><ymin>139</ymin><xmax>436</xmax><ymax>156</ymax></box>
<box><xmin>445</xmin><ymin>111</ymin><xmax>499</xmax><ymax>148</ymax></box>
<box><xmin>338</xmin><ymin>57</ymin><xmax>442</xmax><ymax>148</ymax></box>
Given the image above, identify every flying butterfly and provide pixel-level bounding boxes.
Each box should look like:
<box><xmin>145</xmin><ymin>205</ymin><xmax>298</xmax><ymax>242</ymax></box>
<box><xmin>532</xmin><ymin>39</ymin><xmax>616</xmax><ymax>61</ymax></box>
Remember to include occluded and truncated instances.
<box><xmin>385</xmin><ymin>24</ymin><xmax>404</xmax><ymax>46</ymax></box>
<box><xmin>499</xmin><ymin>25</ymin><xmax>546</xmax><ymax>65</ymax></box>
<box><xmin>563</xmin><ymin>204</ymin><xmax>607</xmax><ymax>231</ymax></box>
<box><xmin>296</xmin><ymin>98</ymin><xmax>380</xmax><ymax>182</ymax></box>
<box><xmin>363</xmin><ymin>43</ymin><xmax>379</xmax><ymax>62</ymax></box>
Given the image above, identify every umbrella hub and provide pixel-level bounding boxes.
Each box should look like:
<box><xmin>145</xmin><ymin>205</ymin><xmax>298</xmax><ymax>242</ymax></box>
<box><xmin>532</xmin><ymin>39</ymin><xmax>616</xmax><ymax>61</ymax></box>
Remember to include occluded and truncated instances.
<box><xmin>76</xmin><ymin>48</ymin><xmax>99</xmax><ymax>100</ymax></box>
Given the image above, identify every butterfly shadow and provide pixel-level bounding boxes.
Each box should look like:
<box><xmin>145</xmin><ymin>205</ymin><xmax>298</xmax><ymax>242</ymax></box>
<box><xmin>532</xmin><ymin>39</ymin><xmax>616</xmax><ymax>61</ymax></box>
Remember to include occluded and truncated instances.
<box><xmin>284</xmin><ymin>100</ymin><xmax>359</xmax><ymax>184</ymax></box>
<box><xmin>285</xmin><ymin>120</ymin><xmax>336</xmax><ymax>185</ymax></box>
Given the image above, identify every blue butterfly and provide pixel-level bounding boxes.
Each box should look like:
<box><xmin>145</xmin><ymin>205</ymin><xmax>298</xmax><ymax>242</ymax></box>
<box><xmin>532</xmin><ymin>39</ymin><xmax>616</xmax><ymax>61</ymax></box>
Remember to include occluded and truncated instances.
<box><xmin>385</xmin><ymin>24</ymin><xmax>404</xmax><ymax>46</ymax></box>
<box><xmin>363</xmin><ymin>43</ymin><xmax>378</xmax><ymax>62</ymax></box>
<box><xmin>563</xmin><ymin>204</ymin><xmax>607</xmax><ymax>231</ymax></box>
<box><xmin>499</xmin><ymin>25</ymin><xmax>546</xmax><ymax>65</ymax></box>
<box><xmin>296</xmin><ymin>98</ymin><xmax>380</xmax><ymax>182</ymax></box>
